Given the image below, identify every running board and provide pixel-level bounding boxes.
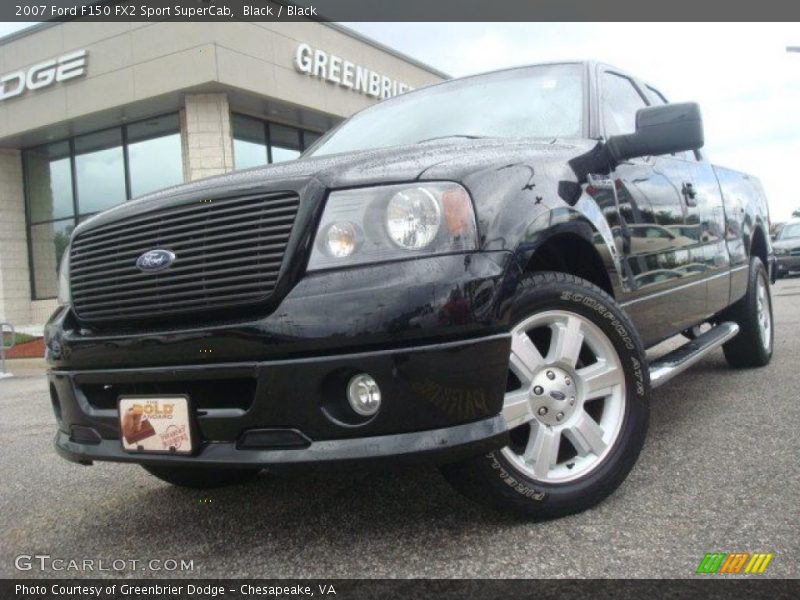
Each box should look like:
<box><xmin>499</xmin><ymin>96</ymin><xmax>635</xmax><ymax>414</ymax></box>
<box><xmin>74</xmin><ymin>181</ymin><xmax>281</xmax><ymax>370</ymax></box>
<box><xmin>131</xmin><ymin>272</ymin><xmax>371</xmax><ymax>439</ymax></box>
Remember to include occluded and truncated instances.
<box><xmin>649</xmin><ymin>322</ymin><xmax>740</xmax><ymax>389</ymax></box>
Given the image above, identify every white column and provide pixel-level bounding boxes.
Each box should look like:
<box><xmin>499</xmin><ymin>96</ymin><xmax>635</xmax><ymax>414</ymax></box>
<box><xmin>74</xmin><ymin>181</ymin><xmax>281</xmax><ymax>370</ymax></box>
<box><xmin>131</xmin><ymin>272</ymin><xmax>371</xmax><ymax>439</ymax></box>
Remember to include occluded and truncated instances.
<box><xmin>0</xmin><ymin>149</ymin><xmax>32</xmax><ymax>326</ymax></box>
<box><xmin>181</xmin><ymin>93</ymin><xmax>235</xmax><ymax>181</ymax></box>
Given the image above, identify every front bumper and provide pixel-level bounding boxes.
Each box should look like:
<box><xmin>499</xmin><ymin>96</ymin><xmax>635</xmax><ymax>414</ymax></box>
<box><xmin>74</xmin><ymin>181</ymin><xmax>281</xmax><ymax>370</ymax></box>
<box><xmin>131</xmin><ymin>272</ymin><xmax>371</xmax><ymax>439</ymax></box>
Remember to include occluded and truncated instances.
<box><xmin>46</xmin><ymin>252</ymin><xmax>516</xmax><ymax>467</ymax></box>
<box><xmin>49</xmin><ymin>334</ymin><xmax>512</xmax><ymax>468</ymax></box>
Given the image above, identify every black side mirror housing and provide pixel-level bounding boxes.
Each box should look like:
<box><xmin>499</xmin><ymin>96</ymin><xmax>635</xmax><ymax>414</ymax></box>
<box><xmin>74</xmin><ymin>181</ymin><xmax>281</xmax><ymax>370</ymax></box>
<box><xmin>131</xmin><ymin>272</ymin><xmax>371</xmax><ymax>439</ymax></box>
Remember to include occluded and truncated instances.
<box><xmin>606</xmin><ymin>102</ymin><xmax>704</xmax><ymax>162</ymax></box>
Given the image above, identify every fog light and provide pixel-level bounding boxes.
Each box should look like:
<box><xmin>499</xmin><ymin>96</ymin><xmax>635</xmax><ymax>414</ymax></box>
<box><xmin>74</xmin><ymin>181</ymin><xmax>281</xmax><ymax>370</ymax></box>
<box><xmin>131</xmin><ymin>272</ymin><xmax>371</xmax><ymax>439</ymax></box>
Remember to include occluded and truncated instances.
<box><xmin>347</xmin><ymin>374</ymin><xmax>381</xmax><ymax>417</ymax></box>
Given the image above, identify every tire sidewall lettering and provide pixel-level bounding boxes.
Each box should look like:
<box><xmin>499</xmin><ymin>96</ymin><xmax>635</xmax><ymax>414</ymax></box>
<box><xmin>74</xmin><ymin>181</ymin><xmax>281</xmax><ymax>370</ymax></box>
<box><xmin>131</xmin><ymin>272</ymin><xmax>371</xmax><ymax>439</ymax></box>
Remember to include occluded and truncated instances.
<box><xmin>558</xmin><ymin>288</ymin><xmax>647</xmax><ymax>397</ymax></box>
<box><xmin>488</xmin><ymin>451</ymin><xmax>547</xmax><ymax>501</ymax></box>
<box><xmin>560</xmin><ymin>290</ymin><xmax>636</xmax><ymax>351</ymax></box>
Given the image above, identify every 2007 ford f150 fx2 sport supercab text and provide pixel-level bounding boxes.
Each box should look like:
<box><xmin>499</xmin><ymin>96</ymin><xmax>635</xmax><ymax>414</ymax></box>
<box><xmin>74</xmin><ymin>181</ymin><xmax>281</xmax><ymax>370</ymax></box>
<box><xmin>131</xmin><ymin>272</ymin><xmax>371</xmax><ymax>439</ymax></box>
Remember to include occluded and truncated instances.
<box><xmin>46</xmin><ymin>62</ymin><xmax>775</xmax><ymax>519</ymax></box>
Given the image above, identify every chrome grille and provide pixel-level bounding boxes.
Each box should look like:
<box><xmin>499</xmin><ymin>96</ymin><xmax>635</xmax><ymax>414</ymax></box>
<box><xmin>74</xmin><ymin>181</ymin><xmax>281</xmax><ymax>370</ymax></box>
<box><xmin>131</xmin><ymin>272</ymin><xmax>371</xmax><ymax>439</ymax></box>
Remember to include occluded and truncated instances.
<box><xmin>70</xmin><ymin>192</ymin><xmax>300</xmax><ymax>322</ymax></box>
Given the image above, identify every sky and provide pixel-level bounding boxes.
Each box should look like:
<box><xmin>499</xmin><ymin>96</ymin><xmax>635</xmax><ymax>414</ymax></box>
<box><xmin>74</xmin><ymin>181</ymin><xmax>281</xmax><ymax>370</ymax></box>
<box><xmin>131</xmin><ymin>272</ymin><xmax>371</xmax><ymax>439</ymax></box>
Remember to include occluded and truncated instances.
<box><xmin>1</xmin><ymin>21</ymin><xmax>798</xmax><ymax>221</ymax></box>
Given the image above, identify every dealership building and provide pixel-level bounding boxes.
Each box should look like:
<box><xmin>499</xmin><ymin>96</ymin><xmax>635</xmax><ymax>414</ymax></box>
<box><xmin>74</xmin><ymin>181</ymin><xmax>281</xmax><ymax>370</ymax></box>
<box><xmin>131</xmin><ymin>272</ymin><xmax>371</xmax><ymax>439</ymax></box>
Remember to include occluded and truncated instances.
<box><xmin>0</xmin><ymin>20</ymin><xmax>445</xmax><ymax>329</ymax></box>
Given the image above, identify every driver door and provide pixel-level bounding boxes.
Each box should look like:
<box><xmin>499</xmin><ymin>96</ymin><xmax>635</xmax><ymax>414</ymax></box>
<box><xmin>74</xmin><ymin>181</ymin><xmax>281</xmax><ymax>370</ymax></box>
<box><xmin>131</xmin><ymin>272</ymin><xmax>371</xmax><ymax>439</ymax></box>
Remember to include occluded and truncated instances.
<box><xmin>598</xmin><ymin>68</ymin><xmax>706</xmax><ymax>343</ymax></box>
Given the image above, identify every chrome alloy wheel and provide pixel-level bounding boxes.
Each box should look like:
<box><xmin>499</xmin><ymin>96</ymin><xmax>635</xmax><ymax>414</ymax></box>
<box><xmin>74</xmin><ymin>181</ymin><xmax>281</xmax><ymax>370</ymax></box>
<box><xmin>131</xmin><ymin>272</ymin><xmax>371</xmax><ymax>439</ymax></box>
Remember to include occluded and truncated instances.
<box><xmin>501</xmin><ymin>310</ymin><xmax>626</xmax><ymax>484</ymax></box>
<box><xmin>756</xmin><ymin>273</ymin><xmax>772</xmax><ymax>351</ymax></box>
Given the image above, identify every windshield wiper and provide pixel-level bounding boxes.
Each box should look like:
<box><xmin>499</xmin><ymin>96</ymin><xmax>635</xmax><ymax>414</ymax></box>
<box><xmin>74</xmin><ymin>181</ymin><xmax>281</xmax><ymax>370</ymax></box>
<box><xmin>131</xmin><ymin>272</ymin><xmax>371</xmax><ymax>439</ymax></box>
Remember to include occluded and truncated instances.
<box><xmin>416</xmin><ymin>134</ymin><xmax>489</xmax><ymax>144</ymax></box>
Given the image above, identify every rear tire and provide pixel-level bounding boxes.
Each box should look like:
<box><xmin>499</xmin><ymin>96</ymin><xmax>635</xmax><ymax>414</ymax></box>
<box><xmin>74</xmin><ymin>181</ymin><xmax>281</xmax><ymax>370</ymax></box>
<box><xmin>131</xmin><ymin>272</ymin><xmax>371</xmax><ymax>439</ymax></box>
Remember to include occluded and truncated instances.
<box><xmin>142</xmin><ymin>465</ymin><xmax>261</xmax><ymax>489</ymax></box>
<box><xmin>441</xmin><ymin>272</ymin><xmax>649</xmax><ymax>519</ymax></box>
<box><xmin>721</xmin><ymin>257</ymin><xmax>774</xmax><ymax>368</ymax></box>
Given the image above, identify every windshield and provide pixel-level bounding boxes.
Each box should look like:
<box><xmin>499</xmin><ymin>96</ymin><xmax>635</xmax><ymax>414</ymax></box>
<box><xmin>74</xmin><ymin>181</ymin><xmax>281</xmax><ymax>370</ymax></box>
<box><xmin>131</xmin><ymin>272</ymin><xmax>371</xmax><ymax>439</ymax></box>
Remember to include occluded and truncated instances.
<box><xmin>780</xmin><ymin>223</ymin><xmax>800</xmax><ymax>239</ymax></box>
<box><xmin>309</xmin><ymin>64</ymin><xmax>584</xmax><ymax>157</ymax></box>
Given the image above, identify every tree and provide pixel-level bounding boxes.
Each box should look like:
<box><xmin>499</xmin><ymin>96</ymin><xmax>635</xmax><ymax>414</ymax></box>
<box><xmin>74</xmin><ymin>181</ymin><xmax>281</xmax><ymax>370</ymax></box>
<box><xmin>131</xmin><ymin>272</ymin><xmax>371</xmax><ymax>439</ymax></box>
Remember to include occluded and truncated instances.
<box><xmin>793</xmin><ymin>208</ymin><xmax>800</xmax><ymax>218</ymax></box>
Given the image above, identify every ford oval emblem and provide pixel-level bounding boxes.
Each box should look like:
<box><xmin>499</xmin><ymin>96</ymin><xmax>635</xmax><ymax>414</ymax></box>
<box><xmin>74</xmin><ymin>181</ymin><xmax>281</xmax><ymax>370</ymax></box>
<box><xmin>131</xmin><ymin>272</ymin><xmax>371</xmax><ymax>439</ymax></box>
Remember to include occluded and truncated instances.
<box><xmin>136</xmin><ymin>249</ymin><xmax>176</xmax><ymax>273</ymax></box>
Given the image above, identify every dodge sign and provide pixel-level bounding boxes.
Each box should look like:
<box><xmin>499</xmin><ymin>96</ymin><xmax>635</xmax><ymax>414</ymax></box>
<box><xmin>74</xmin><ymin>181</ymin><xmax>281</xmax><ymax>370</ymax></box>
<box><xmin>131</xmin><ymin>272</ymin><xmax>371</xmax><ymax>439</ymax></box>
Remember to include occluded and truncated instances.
<box><xmin>0</xmin><ymin>49</ymin><xmax>88</xmax><ymax>102</ymax></box>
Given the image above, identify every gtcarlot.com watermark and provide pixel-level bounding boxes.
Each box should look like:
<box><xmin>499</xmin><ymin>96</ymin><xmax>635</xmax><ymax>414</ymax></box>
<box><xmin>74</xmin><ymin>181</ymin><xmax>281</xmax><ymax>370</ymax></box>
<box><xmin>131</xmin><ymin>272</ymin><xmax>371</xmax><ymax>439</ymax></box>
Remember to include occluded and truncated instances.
<box><xmin>15</xmin><ymin>554</ymin><xmax>194</xmax><ymax>573</ymax></box>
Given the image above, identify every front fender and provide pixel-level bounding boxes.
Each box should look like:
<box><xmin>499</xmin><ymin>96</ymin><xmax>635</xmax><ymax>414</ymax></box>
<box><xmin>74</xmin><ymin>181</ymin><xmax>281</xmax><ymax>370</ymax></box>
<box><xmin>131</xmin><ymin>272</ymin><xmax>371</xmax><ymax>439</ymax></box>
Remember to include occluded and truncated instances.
<box><xmin>418</xmin><ymin>143</ymin><xmax>625</xmax><ymax>300</ymax></box>
<box><xmin>511</xmin><ymin>205</ymin><xmax>625</xmax><ymax>297</ymax></box>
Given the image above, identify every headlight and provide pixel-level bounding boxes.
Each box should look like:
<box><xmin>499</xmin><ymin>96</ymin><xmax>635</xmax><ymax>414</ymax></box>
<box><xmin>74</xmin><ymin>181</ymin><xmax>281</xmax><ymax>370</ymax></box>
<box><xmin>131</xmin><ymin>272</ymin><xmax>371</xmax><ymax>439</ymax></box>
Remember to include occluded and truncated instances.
<box><xmin>386</xmin><ymin>187</ymin><xmax>441</xmax><ymax>250</ymax></box>
<box><xmin>57</xmin><ymin>249</ymin><xmax>71</xmax><ymax>305</ymax></box>
<box><xmin>774</xmin><ymin>246</ymin><xmax>788</xmax><ymax>256</ymax></box>
<box><xmin>308</xmin><ymin>182</ymin><xmax>478</xmax><ymax>271</ymax></box>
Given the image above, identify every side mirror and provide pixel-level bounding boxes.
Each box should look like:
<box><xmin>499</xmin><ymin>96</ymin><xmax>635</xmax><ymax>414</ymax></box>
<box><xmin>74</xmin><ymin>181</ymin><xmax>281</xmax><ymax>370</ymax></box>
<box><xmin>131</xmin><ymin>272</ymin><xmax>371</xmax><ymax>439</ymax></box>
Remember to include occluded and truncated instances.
<box><xmin>606</xmin><ymin>102</ymin><xmax>704</xmax><ymax>162</ymax></box>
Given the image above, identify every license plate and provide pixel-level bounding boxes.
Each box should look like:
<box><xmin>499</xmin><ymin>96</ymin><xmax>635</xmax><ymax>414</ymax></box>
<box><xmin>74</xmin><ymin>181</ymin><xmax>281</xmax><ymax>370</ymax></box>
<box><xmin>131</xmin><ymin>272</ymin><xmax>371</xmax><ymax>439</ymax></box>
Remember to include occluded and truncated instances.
<box><xmin>118</xmin><ymin>396</ymin><xmax>193</xmax><ymax>454</ymax></box>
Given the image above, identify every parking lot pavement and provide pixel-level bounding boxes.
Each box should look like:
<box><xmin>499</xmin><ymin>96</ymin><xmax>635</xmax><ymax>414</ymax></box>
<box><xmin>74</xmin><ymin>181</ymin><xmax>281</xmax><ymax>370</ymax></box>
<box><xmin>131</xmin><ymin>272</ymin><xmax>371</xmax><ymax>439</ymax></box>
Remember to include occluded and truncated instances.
<box><xmin>1</xmin><ymin>279</ymin><xmax>799</xmax><ymax>580</ymax></box>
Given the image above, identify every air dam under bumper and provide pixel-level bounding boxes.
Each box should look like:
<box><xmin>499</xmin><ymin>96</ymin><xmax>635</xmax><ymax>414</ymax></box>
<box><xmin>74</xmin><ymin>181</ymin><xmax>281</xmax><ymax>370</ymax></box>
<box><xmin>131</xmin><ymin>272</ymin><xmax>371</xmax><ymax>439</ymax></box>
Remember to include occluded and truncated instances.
<box><xmin>55</xmin><ymin>416</ymin><xmax>508</xmax><ymax>468</ymax></box>
<box><xmin>49</xmin><ymin>334</ymin><xmax>511</xmax><ymax>468</ymax></box>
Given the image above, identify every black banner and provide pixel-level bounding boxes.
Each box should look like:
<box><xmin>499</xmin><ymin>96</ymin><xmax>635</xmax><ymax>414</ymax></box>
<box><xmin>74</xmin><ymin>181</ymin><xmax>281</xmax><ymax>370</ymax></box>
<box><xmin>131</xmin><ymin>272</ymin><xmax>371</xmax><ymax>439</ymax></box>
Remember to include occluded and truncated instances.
<box><xmin>3</xmin><ymin>0</ymin><xmax>800</xmax><ymax>23</ymax></box>
<box><xmin>3</xmin><ymin>579</ymin><xmax>800</xmax><ymax>600</ymax></box>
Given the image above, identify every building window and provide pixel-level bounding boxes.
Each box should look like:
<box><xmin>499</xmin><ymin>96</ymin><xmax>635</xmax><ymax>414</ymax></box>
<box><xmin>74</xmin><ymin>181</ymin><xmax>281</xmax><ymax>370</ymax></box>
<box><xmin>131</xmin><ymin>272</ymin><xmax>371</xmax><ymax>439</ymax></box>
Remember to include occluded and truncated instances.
<box><xmin>25</xmin><ymin>141</ymin><xmax>74</xmax><ymax>224</ymax></box>
<box><xmin>23</xmin><ymin>113</ymin><xmax>183</xmax><ymax>300</ymax></box>
<box><xmin>74</xmin><ymin>128</ymin><xmax>127</xmax><ymax>215</ymax></box>
<box><xmin>304</xmin><ymin>131</ymin><xmax>322</xmax><ymax>149</ymax></box>
<box><xmin>127</xmin><ymin>114</ymin><xmax>183</xmax><ymax>197</ymax></box>
<box><xmin>231</xmin><ymin>113</ymin><xmax>322</xmax><ymax>170</ymax></box>
<box><xmin>30</xmin><ymin>219</ymin><xmax>74</xmax><ymax>300</ymax></box>
<box><xmin>270</xmin><ymin>124</ymin><xmax>302</xmax><ymax>163</ymax></box>
<box><xmin>232</xmin><ymin>114</ymin><xmax>268</xmax><ymax>170</ymax></box>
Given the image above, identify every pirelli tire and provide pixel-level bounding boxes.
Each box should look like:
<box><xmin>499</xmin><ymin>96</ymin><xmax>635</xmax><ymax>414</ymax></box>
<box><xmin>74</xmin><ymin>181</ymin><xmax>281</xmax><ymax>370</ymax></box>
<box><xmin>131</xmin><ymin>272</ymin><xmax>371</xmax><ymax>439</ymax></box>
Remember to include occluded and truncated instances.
<box><xmin>441</xmin><ymin>271</ymin><xmax>650</xmax><ymax>519</ymax></box>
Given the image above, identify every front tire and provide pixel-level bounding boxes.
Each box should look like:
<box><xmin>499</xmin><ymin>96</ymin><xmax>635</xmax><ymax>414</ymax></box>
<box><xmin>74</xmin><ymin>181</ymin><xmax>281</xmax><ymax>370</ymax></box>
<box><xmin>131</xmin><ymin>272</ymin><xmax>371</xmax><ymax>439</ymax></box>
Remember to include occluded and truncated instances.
<box><xmin>142</xmin><ymin>465</ymin><xmax>262</xmax><ymax>489</ymax></box>
<box><xmin>721</xmin><ymin>257</ymin><xmax>774</xmax><ymax>368</ymax></box>
<box><xmin>442</xmin><ymin>272</ymin><xmax>649</xmax><ymax>519</ymax></box>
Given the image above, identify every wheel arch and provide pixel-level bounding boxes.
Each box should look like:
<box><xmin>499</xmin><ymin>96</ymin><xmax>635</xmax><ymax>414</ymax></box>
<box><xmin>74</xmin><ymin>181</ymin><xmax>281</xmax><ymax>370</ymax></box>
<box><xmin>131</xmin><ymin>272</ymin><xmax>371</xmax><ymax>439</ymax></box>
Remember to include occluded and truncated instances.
<box><xmin>513</xmin><ymin>217</ymin><xmax>621</xmax><ymax>299</ymax></box>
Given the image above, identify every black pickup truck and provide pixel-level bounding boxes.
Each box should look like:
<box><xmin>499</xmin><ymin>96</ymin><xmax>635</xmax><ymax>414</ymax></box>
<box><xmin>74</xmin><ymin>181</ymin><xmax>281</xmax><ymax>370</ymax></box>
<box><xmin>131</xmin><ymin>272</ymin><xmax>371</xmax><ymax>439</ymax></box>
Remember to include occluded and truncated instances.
<box><xmin>46</xmin><ymin>62</ymin><xmax>774</xmax><ymax>519</ymax></box>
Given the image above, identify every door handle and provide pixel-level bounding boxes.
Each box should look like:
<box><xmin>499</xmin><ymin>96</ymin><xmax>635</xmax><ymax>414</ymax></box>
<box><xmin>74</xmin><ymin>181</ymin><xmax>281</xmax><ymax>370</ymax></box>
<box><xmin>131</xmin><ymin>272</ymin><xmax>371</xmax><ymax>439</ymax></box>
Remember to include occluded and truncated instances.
<box><xmin>682</xmin><ymin>182</ymin><xmax>697</xmax><ymax>207</ymax></box>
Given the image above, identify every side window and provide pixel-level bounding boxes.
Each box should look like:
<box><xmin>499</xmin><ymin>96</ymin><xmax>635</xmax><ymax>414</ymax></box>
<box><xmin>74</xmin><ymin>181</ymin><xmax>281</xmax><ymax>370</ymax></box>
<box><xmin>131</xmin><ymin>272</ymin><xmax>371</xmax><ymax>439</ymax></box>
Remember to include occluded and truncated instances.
<box><xmin>601</xmin><ymin>72</ymin><xmax>647</xmax><ymax>137</ymax></box>
<box><xmin>644</xmin><ymin>85</ymin><xmax>668</xmax><ymax>106</ymax></box>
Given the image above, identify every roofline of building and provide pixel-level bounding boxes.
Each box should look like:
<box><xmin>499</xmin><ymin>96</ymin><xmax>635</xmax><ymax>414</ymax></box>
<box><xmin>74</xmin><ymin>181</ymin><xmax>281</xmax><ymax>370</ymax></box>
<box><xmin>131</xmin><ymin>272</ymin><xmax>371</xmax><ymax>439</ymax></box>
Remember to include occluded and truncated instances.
<box><xmin>0</xmin><ymin>21</ymin><xmax>55</xmax><ymax>45</ymax></box>
<box><xmin>0</xmin><ymin>17</ymin><xmax>450</xmax><ymax>79</ymax></box>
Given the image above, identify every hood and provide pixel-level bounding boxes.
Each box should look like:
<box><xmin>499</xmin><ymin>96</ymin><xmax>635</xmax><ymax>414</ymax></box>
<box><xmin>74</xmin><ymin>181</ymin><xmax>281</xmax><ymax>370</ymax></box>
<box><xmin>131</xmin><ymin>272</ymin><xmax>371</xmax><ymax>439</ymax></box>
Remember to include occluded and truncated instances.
<box><xmin>166</xmin><ymin>136</ymin><xmax>594</xmax><ymax>189</ymax></box>
<box><xmin>74</xmin><ymin>137</ymin><xmax>594</xmax><ymax>236</ymax></box>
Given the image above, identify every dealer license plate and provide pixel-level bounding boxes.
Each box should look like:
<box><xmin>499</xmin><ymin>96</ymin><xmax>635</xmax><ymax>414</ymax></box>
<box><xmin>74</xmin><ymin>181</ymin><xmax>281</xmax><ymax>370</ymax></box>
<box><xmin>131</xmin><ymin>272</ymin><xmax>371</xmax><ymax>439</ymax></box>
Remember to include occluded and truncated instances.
<box><xmin>118</xmin><ymin>396</ymin><xmax>193</xmax><ymax>454</ymax></box>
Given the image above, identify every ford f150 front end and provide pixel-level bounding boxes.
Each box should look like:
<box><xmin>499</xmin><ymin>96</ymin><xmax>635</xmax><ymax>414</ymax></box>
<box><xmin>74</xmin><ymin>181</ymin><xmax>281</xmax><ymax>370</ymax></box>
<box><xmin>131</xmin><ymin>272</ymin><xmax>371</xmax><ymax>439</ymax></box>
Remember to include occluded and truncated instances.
<box><xmin>45</xmin><ymin>62</ymin><xmax>774</xmax><ymax>519</ymax></box>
